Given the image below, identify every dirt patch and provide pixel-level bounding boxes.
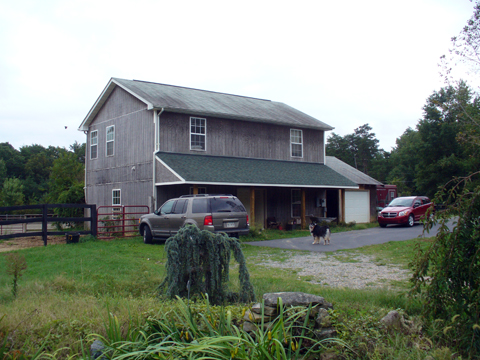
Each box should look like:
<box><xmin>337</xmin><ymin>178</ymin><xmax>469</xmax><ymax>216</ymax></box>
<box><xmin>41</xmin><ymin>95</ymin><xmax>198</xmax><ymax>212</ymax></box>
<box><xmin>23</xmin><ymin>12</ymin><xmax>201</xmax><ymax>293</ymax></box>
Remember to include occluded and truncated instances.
<box><xmin>0</xmin><ymin>236</ymin><xmax>67</xmax><ymax>252</ymax></box>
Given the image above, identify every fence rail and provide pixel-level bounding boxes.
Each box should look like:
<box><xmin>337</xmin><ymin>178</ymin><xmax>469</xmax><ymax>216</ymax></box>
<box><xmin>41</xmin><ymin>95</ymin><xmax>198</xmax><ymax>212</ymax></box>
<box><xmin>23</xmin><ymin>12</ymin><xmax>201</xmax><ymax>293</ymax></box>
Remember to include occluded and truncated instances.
<box><xmin>0</xmin><ymin>204</ymin><xmax>97</xmax><ymax>245</ymax></box>
<box><xmin>97</xmin><ymin>205</ymin><xmax>149</xmax><ymax>239</ymax></box>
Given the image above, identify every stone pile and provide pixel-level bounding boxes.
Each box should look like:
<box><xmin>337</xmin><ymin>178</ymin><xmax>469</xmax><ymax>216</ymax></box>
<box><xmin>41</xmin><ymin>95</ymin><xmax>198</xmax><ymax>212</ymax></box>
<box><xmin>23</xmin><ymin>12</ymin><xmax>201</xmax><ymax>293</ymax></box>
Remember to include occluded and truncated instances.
<box><xmin>243</xmin><ymin>292</ymin><xmax>337</xmax><ymax>339</ymax></box>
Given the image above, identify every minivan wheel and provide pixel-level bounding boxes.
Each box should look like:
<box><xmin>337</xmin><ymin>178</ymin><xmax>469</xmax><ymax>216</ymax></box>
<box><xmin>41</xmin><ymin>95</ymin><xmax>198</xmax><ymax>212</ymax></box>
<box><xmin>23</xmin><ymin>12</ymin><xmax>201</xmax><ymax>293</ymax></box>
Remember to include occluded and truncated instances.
<box><xmin>407</xmin><ymin>214</ymin><xmax>415</xmax><ymax>227</ymax></box>
<box><xmin>143</xmin><ymin>225</ymin><xmax>153</xmax><ymax>244</ymax></box>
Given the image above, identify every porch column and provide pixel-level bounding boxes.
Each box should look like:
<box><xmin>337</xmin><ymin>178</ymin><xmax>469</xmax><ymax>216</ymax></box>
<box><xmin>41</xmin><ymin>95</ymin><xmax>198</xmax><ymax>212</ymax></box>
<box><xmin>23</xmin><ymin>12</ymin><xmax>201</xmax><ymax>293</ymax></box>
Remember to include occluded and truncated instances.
<box><xmin>193</xmin><ymin>184</ymin><xmax>198</xmax><ymax>195</ymax></box>
<box><xmin>250</xmin><ymin>187</ymin><xmax>255</xmax><ymax>226</ymax></box>
<box><xmin>339</xmin><ymin>189</ymin><xmax>345</xmax><ymax>222</ymax></box>
<box><xmin>301</xmin><ymin>189</ymin><xmax>306</xmax><ymax>229</ymax></box>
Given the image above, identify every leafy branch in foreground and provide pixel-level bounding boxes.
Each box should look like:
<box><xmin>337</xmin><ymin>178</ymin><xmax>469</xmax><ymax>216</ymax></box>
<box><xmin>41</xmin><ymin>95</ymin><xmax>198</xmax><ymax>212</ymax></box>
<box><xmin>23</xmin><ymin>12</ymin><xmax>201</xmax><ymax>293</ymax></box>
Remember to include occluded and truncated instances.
<box><xmin>410</xmin><ymin>171</ymin><xmax>480</xmax><ymax>357</ymax></box>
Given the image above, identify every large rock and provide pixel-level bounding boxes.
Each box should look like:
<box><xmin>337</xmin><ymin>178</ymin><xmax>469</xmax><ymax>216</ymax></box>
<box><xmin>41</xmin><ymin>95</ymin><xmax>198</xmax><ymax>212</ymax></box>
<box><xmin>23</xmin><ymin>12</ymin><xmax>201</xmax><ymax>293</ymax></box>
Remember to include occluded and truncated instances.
<box><xmin>90</xmin><ymin>339</ymin><xmax>106</xmax><ymax>360</ymax></box>
<box><xmin>263</xmin><ymin>292</ymin><xmax>333</xmax><ymax>309</ymax></box>
<box><xmin>380</xmin><ymin>310</ymin><xmax>406</xmax><ymax>331</ymax></box>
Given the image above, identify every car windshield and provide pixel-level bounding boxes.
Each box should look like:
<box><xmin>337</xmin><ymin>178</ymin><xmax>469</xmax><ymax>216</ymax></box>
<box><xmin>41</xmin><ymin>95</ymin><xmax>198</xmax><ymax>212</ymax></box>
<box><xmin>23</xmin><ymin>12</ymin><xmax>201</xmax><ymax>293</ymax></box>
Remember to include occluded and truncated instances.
<box><xmin>386</xmin><ymin>198</ymin><xmax>413</xmax><ymax>207</ymax></box>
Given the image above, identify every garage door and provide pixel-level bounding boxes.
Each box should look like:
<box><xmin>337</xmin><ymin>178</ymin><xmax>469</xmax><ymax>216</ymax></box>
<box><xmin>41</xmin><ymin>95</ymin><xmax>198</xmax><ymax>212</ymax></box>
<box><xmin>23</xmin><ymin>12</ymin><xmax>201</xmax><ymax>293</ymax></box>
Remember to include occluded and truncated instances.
<box><xmin>345</xmin><ymin>190</ymin><xmax>369</xmax><ymax>223</ymax></box>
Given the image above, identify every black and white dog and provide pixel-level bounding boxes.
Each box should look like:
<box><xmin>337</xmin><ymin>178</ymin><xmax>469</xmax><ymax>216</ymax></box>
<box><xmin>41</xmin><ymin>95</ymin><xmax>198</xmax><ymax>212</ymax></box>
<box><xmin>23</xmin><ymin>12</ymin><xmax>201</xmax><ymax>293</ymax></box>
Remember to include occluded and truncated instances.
<box><xmin>309</xmin><ymin>216</ymin><xmax>331</xmax><ymax>245</ymax></box>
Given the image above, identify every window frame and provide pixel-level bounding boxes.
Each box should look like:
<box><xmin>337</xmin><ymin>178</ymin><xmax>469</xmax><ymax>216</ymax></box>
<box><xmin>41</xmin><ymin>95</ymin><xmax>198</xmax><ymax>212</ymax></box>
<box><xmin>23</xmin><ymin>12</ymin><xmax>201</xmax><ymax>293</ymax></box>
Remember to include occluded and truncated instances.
<box><xmin>90</xmin><ymin>130</ymin><xmax>98</xmax><ymax>160</ymax></box>
<box><xmin>190</xmin><ymin>117</ymin><xmax>206</xmax><ymax>151</ymax></box>
<box><xmin>112</xmin><ymin>189</ymin><xmax>121</xmax><ymax>206</ymax></box>
<box><xmin>106</xmin><ymin>125</ymin><xmax>115</xmax><ymax>157</ymax></box>
<box><xmin>291</xmin><ymin>189</ymin><xmax>301</xmax><ymax>218</ymax></box>
<box><xmin>290</xmin><ymin>129</ymin><xmax>303</xmax><ymax>158</ymax></box>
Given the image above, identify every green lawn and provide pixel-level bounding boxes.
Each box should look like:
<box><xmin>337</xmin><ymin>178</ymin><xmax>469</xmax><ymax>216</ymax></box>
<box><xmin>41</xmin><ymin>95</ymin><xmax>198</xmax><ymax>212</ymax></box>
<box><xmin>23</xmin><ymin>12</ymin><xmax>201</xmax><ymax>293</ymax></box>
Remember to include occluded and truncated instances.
<box><xmin>0</xmin><ymin>234</ymin><xmax>439</xmax><ymax>359</ymax></box>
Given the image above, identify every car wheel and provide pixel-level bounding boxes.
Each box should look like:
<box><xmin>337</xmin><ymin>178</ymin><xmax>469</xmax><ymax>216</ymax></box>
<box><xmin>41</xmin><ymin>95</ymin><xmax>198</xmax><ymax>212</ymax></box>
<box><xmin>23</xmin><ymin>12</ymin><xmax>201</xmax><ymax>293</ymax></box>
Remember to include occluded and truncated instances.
<box><xmin>379</xmin><ymin>223</ymin><xmax>387</xmax><ymax>228</ymax></box>
<box><xmin>143</xmin><ymin>225</ymin><xmax>153</xmax><ymax>244</ymax></box>
<box><xmin>407</xmin><ymin>214</ymin><xmax>415</xmax><ymax>227</ymax></box>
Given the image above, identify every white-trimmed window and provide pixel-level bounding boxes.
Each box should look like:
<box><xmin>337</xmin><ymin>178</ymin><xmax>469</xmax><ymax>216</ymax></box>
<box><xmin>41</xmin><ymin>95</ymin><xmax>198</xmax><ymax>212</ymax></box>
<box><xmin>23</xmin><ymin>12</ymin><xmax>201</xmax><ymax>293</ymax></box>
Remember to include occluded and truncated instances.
<box><xmin>290</xmin><ymin>129</ymin><xmax>303</xmax><ymax>158</ymax></box>
<box><xmin>291</xmin><ymin>189</ymin><xmax>301</xmax><ymax>218</ymax></box>
<box><xmin>112</xmin><ymin>189</ymin><xmax>121</xmax><ymax>206</ymax></box>
<box><xmin>90</xmin><ymin>130</ymin><xmax>98</xmax><ymax>159</ymax></box>
<box><xmin>106</xmin><ymin>125</ymin><xmax>115</xmax><ymax>156</ymax></box>
<box><xmin>190</xmin><ymin>117</ymin><xmax>206</xmax><ymax>151</ymax></box>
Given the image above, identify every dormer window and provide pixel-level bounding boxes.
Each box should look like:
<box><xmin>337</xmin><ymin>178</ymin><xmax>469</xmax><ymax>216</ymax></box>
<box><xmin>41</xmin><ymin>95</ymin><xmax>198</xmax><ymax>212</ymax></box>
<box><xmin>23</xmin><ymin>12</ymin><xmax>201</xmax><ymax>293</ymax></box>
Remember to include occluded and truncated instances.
<box><xmin>190</xmin><ymin>117</ymin><xmax>206</xmax><ymax>151</ymax></box>
<box><xmin>290</xmin><ymin>129</ymin><xmax>303</xmax><ymax>158</ymax></box>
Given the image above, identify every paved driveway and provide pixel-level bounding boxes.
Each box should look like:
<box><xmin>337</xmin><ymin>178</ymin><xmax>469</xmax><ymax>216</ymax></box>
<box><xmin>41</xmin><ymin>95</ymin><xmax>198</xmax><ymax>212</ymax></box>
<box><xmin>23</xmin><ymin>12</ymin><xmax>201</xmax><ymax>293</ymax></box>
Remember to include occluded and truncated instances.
<box><xmin>244</xmin><ymin>220</ymin><xmax>455</xmax><ymax>252</ymax></box>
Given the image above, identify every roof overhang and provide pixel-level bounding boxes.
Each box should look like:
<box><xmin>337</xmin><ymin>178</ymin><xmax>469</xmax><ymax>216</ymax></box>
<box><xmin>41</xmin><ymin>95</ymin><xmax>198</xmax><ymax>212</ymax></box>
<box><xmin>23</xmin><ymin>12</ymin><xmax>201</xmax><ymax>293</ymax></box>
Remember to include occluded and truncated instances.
<box><xmin>155</xmin><ymin>152</ymin><xmax>359</xmax><ymax>189</ymax></box>
<box><xmin>78</xmin><ymin>78</ymin><xmax>154</xmax><ymax>131</ymax></box>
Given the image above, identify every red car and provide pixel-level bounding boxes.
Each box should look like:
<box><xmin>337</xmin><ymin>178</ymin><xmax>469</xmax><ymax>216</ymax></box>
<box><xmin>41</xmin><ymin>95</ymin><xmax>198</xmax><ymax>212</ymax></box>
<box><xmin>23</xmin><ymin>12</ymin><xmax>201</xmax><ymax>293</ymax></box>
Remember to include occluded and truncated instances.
<box><xmin>378</xmin><ymin>196</ymin><xmax>433</xmax><ymax>228</ymax></box>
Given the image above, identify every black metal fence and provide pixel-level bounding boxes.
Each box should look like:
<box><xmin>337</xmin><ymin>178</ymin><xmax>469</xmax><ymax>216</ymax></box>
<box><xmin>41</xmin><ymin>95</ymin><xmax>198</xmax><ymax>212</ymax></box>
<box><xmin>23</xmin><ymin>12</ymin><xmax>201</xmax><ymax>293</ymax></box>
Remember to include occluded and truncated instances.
<box><xmin>0</xmin><ymin>204</ymin><xmax>97</xmax><ymax>246</ymax></box>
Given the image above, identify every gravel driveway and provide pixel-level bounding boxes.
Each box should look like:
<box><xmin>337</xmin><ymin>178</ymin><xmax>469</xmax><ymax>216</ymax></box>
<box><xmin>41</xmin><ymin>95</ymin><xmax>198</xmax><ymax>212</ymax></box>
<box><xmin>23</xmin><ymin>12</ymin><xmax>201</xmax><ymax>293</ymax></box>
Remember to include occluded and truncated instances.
<box><xmin>253</xmin><ymin>251</ymin><xmax>410</xmax><ymax>289</ymax></box>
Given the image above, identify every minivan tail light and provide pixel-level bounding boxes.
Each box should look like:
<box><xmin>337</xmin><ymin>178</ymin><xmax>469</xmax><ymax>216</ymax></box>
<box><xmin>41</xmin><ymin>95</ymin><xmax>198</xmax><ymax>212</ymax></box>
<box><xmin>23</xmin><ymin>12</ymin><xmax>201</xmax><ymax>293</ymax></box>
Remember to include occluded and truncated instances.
<box><xmin>204</xmin><ymin>215</ymin><xmax>213</xmax><ymax>226</ymax></box>
<box><xmin>247</xmin><ymin>215</ymin><xmax>249</xmax><ymax>226</ymax></box>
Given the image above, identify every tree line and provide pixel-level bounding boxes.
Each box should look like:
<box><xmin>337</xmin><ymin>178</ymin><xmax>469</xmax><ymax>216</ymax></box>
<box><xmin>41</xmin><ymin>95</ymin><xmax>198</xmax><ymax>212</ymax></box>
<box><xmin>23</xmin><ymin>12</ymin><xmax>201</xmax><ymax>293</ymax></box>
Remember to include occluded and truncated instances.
<box><xmin>0</xmin><ymin>141</ymin><xmax>85</xmax><ymax>208</ymax></box>
<box><xmin>326</xmin><ymin>81</ymin><xmax>480</xmax><ymax>199</ymax></box>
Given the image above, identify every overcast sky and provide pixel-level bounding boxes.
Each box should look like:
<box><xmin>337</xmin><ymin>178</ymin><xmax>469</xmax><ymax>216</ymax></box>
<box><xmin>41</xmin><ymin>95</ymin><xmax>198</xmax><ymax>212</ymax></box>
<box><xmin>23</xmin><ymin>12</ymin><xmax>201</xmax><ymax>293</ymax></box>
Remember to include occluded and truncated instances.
<box><xmin>0</xmin><ymin>0</ymin><xmax>475</xmax><ymax>152</ymax></box>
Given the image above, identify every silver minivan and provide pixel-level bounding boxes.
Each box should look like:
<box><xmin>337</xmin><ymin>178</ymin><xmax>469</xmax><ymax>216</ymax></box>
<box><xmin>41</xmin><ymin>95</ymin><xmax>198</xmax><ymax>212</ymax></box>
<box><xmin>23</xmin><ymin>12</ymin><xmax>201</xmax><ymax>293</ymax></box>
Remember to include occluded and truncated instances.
<box><xmin>139</xmin><ymin>194</ymin><xmax>250</xmax><ymax>243</ymax></box>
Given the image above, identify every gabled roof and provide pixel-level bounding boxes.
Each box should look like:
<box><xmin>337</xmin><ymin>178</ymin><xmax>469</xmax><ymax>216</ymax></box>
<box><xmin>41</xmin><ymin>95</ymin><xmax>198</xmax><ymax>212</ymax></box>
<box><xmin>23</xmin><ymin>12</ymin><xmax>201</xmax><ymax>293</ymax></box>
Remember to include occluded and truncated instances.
<box><xmin>325</xmin><ymin>156</ymin><xmax>382</xmax><ymax>186</ymax></box>
<box><xmin>79</xmin><ymin>78</ymin><xmax>334</xmax><ymax>131</ymax></box>
<box><xmin>155</xmin><ymin>152</ymin><xmax>358</xmax><ymax>188</ymax></box>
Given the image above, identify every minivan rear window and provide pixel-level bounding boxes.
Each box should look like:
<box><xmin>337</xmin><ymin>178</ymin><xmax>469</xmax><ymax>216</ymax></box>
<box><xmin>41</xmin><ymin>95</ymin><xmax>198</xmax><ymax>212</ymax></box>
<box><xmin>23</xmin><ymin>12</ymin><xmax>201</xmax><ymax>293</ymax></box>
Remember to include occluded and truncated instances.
<box><xmin>192</xmin><ymin>198</ymin><xmax>210</xmax><ymax>213</ymax></box>
<box><xmin>211</xmin><ymin>197</ymin><xmax>246</xmax><ymax>213</ymax></box>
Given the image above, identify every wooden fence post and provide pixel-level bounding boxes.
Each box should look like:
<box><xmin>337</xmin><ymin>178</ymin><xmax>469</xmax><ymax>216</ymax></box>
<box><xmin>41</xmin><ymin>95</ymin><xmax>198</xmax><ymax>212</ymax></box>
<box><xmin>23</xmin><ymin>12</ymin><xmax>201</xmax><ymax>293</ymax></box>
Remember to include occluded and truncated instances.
<box><xmin>42</xmin><ymin>204</ymin><xmax>48</xmax><ymax>246</ymax></box>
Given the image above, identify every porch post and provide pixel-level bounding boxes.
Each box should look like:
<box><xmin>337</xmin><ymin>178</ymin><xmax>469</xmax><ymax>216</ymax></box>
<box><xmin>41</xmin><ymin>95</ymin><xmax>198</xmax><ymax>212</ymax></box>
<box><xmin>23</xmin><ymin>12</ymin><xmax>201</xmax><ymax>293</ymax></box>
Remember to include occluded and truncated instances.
<box><xmin>193</xmin><ymin>184</ymin><xmax>198</xmax><ymax>195</ymax></box>
<box><xmin>339</xmin><ymin>189</ymin><xmax>345</xmax><ymax>222</ymax></box>
<box><xmin>301</xmin><ymin>189</ymin><xmax>306</xmax><ymax>229</ymax></box>
<box><xmin>250</xmin><ymin>187</ymin><xmax>255</xmax><ymax>227</ymax></box>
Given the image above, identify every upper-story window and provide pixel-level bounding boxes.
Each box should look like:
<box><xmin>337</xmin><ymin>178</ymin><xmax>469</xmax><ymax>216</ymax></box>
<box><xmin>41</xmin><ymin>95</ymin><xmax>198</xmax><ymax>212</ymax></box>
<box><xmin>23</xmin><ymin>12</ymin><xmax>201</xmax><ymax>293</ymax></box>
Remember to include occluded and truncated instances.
<box><xmin>106</xmin><ymin>125</ymin><xmax>115</xmax><ymax>156</ymax></box>
<box><xmin>90</xmin><ymin>130</ymin><xmax>98</xmax><ymax>159</ymax></box>
<box><xmin>290</xmin><ymin>129</ymin><xmax>303</xmax><ymax>158</ymax></box>
<box><xmin>190</xmin><ymin>117</ymin><xmax>206</xmax><ymax>151</ymax></box>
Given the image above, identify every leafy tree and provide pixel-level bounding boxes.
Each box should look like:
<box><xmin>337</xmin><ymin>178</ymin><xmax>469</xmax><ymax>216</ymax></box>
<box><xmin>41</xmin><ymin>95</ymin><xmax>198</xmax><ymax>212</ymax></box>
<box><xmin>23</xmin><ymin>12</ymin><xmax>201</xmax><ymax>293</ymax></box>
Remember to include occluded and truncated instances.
<box><xmin>415</xmin><ymin>82</ymin><xmax>475</xmax><ymax>198</ymax></box>
<box><xmin>411</xmin><ymin>3</ymin><xmax>480</xmax><ymax>357</ymax></box>
<box><xmin>0</xmin><ymin>178</ymin><xmax>25</xmax><ymax>207</ymax></box>
<box><xmin>326</xmin><ymin>124</ymin><xmax>383</xmax><ymax>177</ymax></box>
<box><xmin>0</xmin><ymin>143</ymin><xmax>23</xmax><ymax>179</ymax></box>
<box><xmin>0</xmin><ymin>159</ymin><xmax>6</xmax><ymax>187</ymax></box>
<box><xmin>387</xmin><ymin>128</ymin><xmax>422</xmax><ymax>195</ymax></box>
<box><xmin>69</xmin><ymin>141</ymin><xmax>86</xmax><ymax>164</ymax></box>
<box><xmin>47</xmin><ymin>151</ymin><xmax>84</xmax><ymax>204</ymax></box>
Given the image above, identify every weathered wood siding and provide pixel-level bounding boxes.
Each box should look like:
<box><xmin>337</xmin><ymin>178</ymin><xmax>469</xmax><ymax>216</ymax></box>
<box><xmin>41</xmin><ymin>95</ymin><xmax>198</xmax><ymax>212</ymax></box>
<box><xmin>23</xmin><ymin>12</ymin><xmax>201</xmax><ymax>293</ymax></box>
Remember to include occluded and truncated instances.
<box><xmin>86</xmin><ymin>86</ymin><xmax>154</xmax><ymax>207</ymax></box>
<box><xmin>155</xmin><ymin>159</ymin><xmax>182</xmax><ymax>184</ymax></box>
<box><xmin>159</xmin><ymin>112</ymin><xmax>325</xmax><ymax>163</ymax></box>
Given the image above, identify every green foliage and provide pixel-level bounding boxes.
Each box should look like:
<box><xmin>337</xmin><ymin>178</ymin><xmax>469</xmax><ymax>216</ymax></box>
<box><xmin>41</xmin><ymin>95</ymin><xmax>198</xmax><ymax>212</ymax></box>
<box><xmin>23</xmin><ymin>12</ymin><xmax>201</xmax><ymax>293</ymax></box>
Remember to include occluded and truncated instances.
<box><xmin>410</xmin><ymin>173</ymin><xmax>480</xmax><ymax>357</ymax></box>
<box><xmin>4</xmin><ymin>253</ymin><xmax>27</xmax><ymax>299</ymax></box>
<box><xmin>98</xmin><ymin>296</ymin><xmax>343</xmax><ymax>360</ymax></box>
<box><xmin>326</xmin><ymin>124</ymin><xmax>390</xmax><ymax>182</ymax></box>
<box><xmin>0</xmin><ymin>159</ymin><xmax>6</xmax><ymax>187</ymax></box>
<box><xmin>0</xmin><ymin>178</ymin><xmax>25</xmax><ymax>207</ymax></box>
<box><xmin>160</xmin><ymin>225</ymin><xmax>255</xmax><ymax>305</ymax></box>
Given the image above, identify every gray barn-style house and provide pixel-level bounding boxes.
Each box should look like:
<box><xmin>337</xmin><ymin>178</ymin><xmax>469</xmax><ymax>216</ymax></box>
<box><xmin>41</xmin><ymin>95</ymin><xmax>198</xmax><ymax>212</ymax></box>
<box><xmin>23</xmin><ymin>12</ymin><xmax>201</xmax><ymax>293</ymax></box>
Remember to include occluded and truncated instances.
<box><xmin>79</xmin><ymin>78</ymin><xmax>380</xmax><ymax>229</ymax></box>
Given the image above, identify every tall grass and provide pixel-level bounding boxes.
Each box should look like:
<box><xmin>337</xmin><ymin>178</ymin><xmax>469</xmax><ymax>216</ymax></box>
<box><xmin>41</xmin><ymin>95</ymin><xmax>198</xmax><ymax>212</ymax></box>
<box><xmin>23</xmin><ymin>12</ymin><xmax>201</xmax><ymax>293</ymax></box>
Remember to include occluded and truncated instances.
<box><xmin>0</xmin><ymin>235</ymin><xmax>442</xmax><ymax>358</ymax></box>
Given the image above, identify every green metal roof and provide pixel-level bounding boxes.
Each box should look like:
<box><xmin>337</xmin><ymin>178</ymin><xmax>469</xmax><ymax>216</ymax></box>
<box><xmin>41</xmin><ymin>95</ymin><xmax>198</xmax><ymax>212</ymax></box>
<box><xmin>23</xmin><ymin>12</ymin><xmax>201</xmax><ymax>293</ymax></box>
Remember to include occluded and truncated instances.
<box><xmin>156</xmin><ymin>152</ymin><xmax>358</xmax><ymax>188</ymax></box>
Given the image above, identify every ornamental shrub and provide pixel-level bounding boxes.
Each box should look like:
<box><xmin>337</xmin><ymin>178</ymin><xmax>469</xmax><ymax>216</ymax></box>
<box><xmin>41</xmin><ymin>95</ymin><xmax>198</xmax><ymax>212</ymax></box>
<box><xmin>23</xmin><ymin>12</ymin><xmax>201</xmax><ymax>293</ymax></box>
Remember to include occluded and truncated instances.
<box><xmin>159</xmin><ymin>225</ymin><xmax>255</xmax><ymax>305</ymax></box>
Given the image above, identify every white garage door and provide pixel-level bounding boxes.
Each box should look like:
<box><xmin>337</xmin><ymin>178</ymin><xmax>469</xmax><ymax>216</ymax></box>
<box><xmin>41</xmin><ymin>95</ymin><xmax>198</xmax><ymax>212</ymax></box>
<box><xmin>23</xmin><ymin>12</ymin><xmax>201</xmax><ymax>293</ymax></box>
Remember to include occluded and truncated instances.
<box><xmin>345</xmin><ymin>190</ymin><xmax>370</xmax><ymax>223</ymax></box>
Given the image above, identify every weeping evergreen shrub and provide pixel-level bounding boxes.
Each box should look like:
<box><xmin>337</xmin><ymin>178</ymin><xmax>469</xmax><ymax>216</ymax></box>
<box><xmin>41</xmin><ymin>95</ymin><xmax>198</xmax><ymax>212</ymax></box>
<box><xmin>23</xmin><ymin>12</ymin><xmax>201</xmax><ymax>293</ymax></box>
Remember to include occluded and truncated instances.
<box><xmin>159</xmin><ymin>224</ymin><xmax>255</xmax><ymax>305</ymax></box>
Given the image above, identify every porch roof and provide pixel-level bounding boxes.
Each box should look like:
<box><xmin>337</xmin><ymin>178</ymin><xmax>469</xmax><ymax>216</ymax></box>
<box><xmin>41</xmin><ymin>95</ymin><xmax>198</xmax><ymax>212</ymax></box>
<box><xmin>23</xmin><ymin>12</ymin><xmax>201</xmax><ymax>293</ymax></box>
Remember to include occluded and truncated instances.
<box><xmin>155</xmin><ymin>152</ymin><xmax>358</xmax><ymax>188</ymax></box>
